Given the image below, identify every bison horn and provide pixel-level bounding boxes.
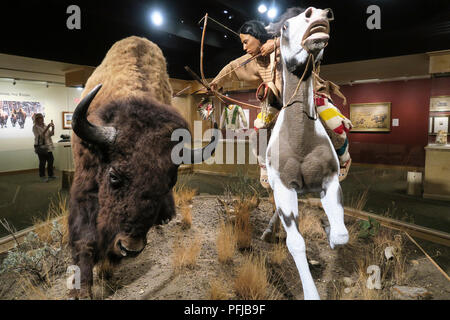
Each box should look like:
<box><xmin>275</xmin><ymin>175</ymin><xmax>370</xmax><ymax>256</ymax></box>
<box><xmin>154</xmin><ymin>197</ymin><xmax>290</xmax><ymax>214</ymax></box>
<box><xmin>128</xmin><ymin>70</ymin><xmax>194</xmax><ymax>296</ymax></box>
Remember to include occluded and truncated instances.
<box><xmin>183</xmin><ymin>122</ymin><xmax>219</xmax><ymax>164</ymax></box>
<box><xmin>72</xmin><ymin>84</ymin><xmax>117</xmax><ymax>147</ymax></box>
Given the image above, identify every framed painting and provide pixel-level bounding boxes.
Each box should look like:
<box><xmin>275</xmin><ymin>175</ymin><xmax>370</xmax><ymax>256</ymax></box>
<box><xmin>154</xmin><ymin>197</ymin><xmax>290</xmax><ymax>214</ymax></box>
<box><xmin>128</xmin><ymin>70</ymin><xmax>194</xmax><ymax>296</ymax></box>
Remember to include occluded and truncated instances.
<box><xmin>62</xmin><ymin>111</ymin><xmax>73</xmax><ymax>129</ymax></box>
<box><xmin>430</xmin><ymin>96</ymin><xmax>450</xmax><ymax>112</ymax></box>
<box><xmin>350</xmin><ymin>102</ymin><xmax>391</xmax><ymax>132</ymax></box>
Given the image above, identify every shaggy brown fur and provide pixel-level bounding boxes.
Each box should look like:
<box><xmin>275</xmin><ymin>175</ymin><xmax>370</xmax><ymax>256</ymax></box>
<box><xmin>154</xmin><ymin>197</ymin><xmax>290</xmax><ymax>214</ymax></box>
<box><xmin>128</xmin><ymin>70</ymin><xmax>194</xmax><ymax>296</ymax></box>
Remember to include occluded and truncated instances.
<box><xmin>69</xmin><ymin>37</ymin><xmax>187</xmax><ymax>299</ymax></box>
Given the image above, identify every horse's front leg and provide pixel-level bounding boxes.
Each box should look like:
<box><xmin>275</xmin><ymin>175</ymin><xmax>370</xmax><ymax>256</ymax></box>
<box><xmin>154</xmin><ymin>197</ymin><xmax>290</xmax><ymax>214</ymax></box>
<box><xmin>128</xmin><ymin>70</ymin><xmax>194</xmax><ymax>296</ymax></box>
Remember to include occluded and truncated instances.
<box><xmin>320</xmin><ymin>174</ymin><xmax>349</xmax><ymax>249</ymax></box>
<box><xmin>272</xmin><ymin>178</ymin><xmax>320</xmax><ymax>300</ymax></box>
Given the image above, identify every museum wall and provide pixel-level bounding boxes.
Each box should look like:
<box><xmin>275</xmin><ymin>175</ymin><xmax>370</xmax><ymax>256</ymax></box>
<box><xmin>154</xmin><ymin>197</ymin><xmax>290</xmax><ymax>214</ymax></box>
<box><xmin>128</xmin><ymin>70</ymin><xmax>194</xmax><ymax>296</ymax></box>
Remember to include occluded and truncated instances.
<box><xmin>0</xmin><ymin>80</ymin><xmax>81</xmax><ymax>173</ymax></box>
<box><xmin>337</xmin><ymin>78</ymin><xmax>431</xmax><ymax>167</ymax></box>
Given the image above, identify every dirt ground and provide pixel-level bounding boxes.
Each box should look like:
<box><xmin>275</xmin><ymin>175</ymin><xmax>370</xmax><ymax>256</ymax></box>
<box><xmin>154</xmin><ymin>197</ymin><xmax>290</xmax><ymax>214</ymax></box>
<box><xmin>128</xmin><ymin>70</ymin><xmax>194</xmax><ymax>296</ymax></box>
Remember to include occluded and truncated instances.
<box><xmin>0</xmin><ymin>196</ymin><xmax>449</xmax><ymax>300</ymax></box>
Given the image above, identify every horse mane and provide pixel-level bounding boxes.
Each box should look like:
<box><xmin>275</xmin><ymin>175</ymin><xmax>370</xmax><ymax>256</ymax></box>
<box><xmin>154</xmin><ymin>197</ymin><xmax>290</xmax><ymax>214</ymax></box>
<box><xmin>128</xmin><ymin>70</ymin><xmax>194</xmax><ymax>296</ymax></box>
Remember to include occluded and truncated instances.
<box><xmin>266</xmin><ymin>7</ymin><xmax>306</xmax><ymax>36</ymax></box>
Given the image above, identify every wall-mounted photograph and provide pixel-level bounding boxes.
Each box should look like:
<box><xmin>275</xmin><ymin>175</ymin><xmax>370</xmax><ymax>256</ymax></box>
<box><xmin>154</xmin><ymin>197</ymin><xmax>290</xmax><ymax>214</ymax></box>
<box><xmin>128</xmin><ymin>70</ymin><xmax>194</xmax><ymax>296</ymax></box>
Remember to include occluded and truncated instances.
<box><xmin>0</xmin><ymin>100</ymin><xmax>44</xmax><ymax>138</ymax></box>
<box><xmin>62</xmin><ymin>111</ymin><xmax>73</xmax><ymax>129</ymax></box>
<box><xmin>350</xmin><ymin>102</ymin><xmax>391</xmax><ymax>132</ymax></box>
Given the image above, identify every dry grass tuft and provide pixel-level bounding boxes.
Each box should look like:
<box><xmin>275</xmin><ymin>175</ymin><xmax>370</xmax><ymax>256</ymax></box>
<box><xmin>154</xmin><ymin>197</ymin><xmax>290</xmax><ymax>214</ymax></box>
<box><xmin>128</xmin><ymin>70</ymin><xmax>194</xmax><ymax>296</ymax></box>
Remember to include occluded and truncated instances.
<box><xmin>269</xmin><ymin>241</ymin><xmax>287</xmax><ymax>265</ymax></box>
<box><xmin>297</xmin><ymin>206</ymin><xmax>327</xmax><ymax>241</ymax></box>
<box><xmin>32</xmin><ymin>192</ymin><xmax>69</xmax><ymax>244</ymax></box>
<box><xmin>234</xmin><ymin>253</ymin><xmax>268</xmax><ymax>300</ymax></box>
<box><xmin>18</xmin><ymin>275</ymin><xmax>61</xmax><ymax>300</ymax></box>
<box><xmin>173</xmin><ymin>174</ymin><xmax>197</xmax><ymax>208</ymax></box>
<box><xmin>180</xmin><ymin>205</ymin><xmax>193</xmax><ymax>229</ymax></box>
<box><xmin>216</xmin><ymin>220</ymin><xmax>236</xmax><ymax>264</ymax></box>
<box><xmin>348</xmin><ymin>187</ymin><xmax>370</xmax><ymax>211</ymax></box>
<box><xmin>233</xmin><ymin>201</ymin><xmax>252</xmax><ymax>250</ymax></box>
<box><xmin>208</xmin><ymin>278</ymin><xmax>232</xmax><ymax>300</ymax></box>
<box><xmin>172</xmin><ymin>236</ymin><xmax>202</xmax><ymax>273</ymax></box>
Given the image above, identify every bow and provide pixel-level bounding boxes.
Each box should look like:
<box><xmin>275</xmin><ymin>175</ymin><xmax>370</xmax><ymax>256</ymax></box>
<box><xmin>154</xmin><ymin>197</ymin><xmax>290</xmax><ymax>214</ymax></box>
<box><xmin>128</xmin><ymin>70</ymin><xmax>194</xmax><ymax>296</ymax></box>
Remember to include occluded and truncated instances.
<box><xmin>185</xmin><ymin>13</ymin><xmax>261</xmax><ymax>109</ymax></box>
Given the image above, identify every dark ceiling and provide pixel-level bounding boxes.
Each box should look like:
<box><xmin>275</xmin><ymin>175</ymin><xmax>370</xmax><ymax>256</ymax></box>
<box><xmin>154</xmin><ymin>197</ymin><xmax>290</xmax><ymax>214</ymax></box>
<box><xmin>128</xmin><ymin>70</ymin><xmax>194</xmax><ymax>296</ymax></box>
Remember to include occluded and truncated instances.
<box><xmin>2</xmin><ymin>0</ymin><xmax>450</xmax><ymax>80</ymax></box>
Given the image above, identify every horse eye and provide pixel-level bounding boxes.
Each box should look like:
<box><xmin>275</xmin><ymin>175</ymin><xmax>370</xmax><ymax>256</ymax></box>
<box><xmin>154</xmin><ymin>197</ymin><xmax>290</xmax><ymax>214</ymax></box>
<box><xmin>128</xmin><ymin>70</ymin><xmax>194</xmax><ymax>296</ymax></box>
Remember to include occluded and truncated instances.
<box><xmin>283</xmin><ymin>24</ymin><xmax>287</xmax><ymax>30</ymax></box>
<box><xmin>325</xmin><ymin>8</ymin><xmax>334</xmax><ymax>21</ymax></box>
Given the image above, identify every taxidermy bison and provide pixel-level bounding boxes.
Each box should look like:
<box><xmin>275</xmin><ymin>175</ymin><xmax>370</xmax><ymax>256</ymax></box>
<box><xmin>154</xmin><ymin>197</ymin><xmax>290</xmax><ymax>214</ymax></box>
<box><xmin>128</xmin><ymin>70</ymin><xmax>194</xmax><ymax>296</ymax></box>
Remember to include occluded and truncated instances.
<box><xmin>68</xmin><ymin>36</ymin><xmax>218</xmax><ymax>299</ymax></box>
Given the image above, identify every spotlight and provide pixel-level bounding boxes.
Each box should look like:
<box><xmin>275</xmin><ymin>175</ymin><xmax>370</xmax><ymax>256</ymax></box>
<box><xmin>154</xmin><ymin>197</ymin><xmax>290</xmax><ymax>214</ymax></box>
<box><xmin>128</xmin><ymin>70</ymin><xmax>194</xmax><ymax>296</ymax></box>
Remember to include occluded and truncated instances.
<box><xmin>223</xmin><ymin>10</ymin><xmax>228</xmax><ymax>14</ymax></box>
<box><xmin>258</xmin><ymin>4</ymin><xmax>267</xmax><ymax>14</ymax></box>
<box><xmin>151</xmin><ymin>11</ymin><xmax>163</xmax><ymax>26</ymax></box>
<box><xmin>267</xmin><ymin>7</ymin><xmax>277</xmax><ymax>19</ymax></box>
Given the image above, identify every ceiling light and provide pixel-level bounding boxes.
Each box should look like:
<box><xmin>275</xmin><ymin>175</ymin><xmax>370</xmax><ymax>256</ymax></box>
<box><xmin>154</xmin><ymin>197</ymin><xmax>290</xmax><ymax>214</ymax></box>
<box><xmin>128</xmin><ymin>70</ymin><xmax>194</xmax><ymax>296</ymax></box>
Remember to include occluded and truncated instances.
<box><xmin>223</xmin><ymin>10</ymin><xmax>228</xmax><ymax>14</ymax></box>
<box><xmin>151</xmin><ymin>11</ymin><xmax>163</xmax><ymax>26</ymax></box>
<box><xmin>267</xmin><ymin>8</ymin><xmax>277</xmax><ymax>19</ymax></box>
<box><xmin>228</xmin><ymin>15</ymin><xmax>233</xmax><ymax>19</ymax></box>
<box><xmin>267</xmin><ymin>7</ymin><xmax>277</xmax><ymax>19</ymax></box>
<box><xmin>258</xmin><ymin>4</ymin><xmax>267</xmax><ymax>13</ymax></box>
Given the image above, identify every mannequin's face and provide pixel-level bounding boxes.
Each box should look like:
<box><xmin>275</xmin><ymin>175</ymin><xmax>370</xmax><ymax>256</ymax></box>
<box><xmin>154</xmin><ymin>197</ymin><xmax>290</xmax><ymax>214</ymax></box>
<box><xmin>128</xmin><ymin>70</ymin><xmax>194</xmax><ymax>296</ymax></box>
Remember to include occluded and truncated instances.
<box><xmin>240</xmin><ymin>34</ymin><xmax>262</xmax><ymax>56</ymax></box>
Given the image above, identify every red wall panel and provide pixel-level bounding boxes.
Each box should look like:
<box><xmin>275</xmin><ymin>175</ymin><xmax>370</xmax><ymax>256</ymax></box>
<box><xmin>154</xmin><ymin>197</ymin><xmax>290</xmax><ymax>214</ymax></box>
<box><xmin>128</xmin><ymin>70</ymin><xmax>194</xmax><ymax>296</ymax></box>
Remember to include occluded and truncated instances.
<box><xmin>334</xmin><ymin>79</ymin><xmax>431</xmax><ymax>167</ymax></box>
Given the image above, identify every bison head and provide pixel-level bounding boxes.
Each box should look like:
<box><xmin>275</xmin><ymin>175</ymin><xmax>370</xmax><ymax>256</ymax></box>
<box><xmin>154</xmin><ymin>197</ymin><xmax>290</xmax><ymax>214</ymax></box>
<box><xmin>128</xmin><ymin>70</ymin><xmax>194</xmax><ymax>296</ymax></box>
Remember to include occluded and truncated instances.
<box><xmin>72</xmin><ymin>84</ymin><xmax>218</xmax><ymax>260</ymax></box>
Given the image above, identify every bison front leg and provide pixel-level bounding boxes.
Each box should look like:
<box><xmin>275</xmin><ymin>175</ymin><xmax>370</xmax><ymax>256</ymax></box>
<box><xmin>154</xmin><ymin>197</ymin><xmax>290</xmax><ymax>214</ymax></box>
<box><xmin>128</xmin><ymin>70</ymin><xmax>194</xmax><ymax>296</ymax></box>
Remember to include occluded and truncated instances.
<box><xmin>156</xmin><ymin>190</ymin><xmax>176</xmax><ymax>225</ymax></box>
<box><xmin>68</xmin><ymin>197</ymin><xmax>99</xmax><ymax>300</ymax></box>
<box><xmin>69</xmin><ymin>239</ymin><xmax>96</xmax><ymax>299</ymax></box>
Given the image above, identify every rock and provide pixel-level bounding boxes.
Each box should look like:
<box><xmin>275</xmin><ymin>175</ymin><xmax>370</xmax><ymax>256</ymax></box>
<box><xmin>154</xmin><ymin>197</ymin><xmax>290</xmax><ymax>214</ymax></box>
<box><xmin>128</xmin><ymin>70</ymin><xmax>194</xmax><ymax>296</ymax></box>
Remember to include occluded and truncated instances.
<box><xmin>384</xmin><ymin>246</ymin><xmax>395</xmax><ymax>260</ymax></box>
<box><xmin>309</xmin><ymin>260</ymin><xmax>320</xmax><ymax>266</ymax></box>
<box><xmin>411</xmin><ymin>259</ymin><xmax>419</xmax><ymax>265</ymax></box>
<box><xmin>344</xmin><ymin>288</ymin><xmax>351</xmax><ymax>294</ymax></box>
<box><xmin>391</xmin><ymin>286</ymin><xmax>432</xmax><ymax>300</ymax></box>
<box><xmin>343</xmin><ymin>277</ymin><xmax>353</xmax><ymax>287</ymax></box>
<box><xmin>139</xmin><ymin>289</ymin><xmax>144</xmax><ymax>295</ymax></box>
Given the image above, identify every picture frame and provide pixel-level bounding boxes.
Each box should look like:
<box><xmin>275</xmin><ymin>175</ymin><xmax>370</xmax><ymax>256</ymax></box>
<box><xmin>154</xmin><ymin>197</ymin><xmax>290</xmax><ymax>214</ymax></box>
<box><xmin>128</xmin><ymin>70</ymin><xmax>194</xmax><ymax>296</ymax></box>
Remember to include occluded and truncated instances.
<box><xmin>430</xmin><ymin>96</ymin><xmax>450</xmax><ymax>112</ymax></box>
<box><xmin>349</xmin><ymin>102</ymin><xmax>391</xmax><ymax>132</ymax></box>
<box><xmin>62</xmin><ymin>111</ymin><xmax>73</xmax><ymax>129</ymax></box>
<box><xmin>433</xmin><ymin>116</ymin><xmax>449</xmax><ymax>134</ymax></box>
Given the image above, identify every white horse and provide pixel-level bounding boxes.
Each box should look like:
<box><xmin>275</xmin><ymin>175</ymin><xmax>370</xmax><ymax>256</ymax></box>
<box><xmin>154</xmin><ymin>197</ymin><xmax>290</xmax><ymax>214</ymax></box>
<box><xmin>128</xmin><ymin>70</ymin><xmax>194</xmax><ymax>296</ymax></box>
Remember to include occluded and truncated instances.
<box><xmin>265</xmin><ymin>7</ymin><xmax>349</xmax><ymax>300</ymax></box>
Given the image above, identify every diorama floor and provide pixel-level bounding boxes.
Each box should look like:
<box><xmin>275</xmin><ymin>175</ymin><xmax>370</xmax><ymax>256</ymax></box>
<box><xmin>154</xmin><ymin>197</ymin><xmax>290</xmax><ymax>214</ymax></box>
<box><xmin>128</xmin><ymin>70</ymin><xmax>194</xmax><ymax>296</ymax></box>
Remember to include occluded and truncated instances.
<box><xmin>0</xmin><ymin>197</ymin><xmax>448</xmax><ymax>300</ymax></box>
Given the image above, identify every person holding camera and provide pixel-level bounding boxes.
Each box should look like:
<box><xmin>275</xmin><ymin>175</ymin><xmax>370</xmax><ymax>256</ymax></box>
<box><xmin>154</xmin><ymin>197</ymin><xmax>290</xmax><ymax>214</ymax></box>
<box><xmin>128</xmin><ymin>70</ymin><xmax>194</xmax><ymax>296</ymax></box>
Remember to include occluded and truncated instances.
<box><xmin>32</xmin><ymin>113</ymin><xmax>56</xmax><ymax>182</ymax></box>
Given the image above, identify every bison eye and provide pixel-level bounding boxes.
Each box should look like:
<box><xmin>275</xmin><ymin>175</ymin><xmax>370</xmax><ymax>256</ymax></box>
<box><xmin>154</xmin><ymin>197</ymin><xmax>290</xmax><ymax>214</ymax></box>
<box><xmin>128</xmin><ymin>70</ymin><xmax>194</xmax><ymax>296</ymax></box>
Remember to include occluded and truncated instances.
<box><xmin>108</xmin><ymin>168</ymin><xmax>122</xmax><ymax>187</ymax></box>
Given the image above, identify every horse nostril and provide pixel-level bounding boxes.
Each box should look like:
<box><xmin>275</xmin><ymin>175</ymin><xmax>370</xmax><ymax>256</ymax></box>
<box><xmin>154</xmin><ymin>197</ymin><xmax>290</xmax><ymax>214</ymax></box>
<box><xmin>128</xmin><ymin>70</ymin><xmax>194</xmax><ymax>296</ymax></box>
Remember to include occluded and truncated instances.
<box><xmin>305</xmin><ymin>7</ymin><xmax>313</xmax><ymax>19</ymax></box>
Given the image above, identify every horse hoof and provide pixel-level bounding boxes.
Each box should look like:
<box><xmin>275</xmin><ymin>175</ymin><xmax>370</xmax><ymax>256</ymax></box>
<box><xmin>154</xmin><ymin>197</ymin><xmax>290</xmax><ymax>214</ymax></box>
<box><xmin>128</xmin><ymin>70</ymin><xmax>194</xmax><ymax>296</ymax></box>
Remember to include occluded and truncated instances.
<box><xmin>329</xmin><ymin>227</ymin><xmax>349</xmax><ymax>249</ymax></box>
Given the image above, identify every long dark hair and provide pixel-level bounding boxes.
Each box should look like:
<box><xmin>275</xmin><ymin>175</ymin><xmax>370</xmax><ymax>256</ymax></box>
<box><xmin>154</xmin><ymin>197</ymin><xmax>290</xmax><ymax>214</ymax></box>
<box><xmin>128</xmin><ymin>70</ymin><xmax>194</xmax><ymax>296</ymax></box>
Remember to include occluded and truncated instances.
<box><xmin>238</xmin><ymin>20</ymin><xmax>271</xmax><ymax>43</ymax></box>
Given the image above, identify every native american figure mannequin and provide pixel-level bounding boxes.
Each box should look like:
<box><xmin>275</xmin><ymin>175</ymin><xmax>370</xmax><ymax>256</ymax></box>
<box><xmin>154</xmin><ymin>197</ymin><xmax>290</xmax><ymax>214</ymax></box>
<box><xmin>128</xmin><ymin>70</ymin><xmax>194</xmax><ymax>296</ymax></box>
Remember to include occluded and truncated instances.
<box><xmin>219</xmin><ymin>104</ymin><xmax>248</xmax><ymax>130</ymax></box>
<box><xmin>265</xmin><ymin>7</ymin><xmax>349</xmax><ymax>300</ymax></box>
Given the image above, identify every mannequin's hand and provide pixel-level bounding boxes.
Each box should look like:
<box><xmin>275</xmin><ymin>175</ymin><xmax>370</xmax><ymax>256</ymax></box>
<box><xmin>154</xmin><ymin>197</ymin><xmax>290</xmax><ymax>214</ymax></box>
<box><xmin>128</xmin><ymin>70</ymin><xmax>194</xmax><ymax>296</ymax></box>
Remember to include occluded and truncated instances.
<box><xmin>260</xmin><ymin>39</ymin><xmax>276</xmax><ymax>56</ymax></box>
